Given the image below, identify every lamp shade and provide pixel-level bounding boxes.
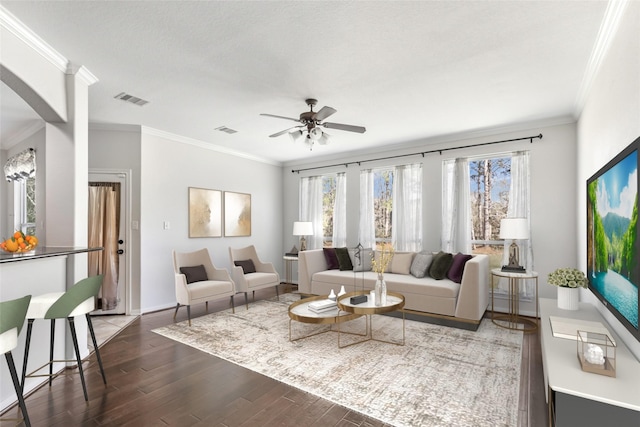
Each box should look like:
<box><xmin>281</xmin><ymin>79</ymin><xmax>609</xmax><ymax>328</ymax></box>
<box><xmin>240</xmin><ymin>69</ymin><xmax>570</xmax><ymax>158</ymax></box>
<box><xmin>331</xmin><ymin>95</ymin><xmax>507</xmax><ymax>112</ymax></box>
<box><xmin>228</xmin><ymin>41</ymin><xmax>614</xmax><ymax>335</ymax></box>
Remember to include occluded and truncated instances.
<box><xmin>499</xmin><ymin>218</ymin><xmax>529</xmax><ymax>239</ymax></box>
<box><xmin>293</xmin><ymin>221</ymin><xmax>313</xmax><ymax>236</ymax></box>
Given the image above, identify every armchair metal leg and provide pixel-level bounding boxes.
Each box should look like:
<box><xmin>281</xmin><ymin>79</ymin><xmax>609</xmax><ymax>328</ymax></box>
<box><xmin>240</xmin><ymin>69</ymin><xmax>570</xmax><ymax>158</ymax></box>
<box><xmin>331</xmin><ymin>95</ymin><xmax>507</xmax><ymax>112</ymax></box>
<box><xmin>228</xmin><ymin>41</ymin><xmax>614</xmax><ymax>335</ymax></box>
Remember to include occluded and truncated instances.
<box><xmin>244</xmin><ymin>292</ymin><xmax>249</xmax><ymax>309</ymax></box>
<box><xmin>205</xmin><ymin>301</ymin><xmax>209</xmax><ymax>312</ymax></box>
<box><xmin>230</xmin><ymin>296</ymin><xmax>235</xmax><ymax>314</ymax></box>
<box><xmin>187</xmin><ymin>305</ymin><xmax>191</xmax><ymax>326</ymax></box>
<box><xmin>173</xmin><ymin>303</ymin><xmax>180</xmax><ymax>320</ymax></box>
<box><xmin>275</xmin><ymin>285</ymin><xmax>279</xmax><ymax>300</ymax></box>
<box><xmin>252</xmin><ymin>290</ymin><xmax>256</xmax><ymax>302</ymax></box>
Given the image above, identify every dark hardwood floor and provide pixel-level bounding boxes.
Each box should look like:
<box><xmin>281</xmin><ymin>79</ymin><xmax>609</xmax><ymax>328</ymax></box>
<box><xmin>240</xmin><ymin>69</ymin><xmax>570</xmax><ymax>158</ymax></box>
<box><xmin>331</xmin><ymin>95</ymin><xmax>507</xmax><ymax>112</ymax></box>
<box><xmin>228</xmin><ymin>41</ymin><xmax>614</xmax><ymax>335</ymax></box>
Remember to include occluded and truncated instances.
<box><xmin>2</xmin><ymin>285</ymin><xmax>548</xmax><ymax>426</ymax></box>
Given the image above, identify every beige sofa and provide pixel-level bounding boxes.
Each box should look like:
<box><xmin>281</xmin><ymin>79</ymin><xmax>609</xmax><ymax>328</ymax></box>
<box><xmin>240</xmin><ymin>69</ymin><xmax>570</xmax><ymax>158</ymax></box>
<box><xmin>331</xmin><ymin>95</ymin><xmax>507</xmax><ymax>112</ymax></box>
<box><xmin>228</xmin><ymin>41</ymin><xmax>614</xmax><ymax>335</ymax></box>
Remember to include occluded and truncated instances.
<box><xmin>298</xmin><ymin>249</ymin><xmax>489</xmax><ymax>329</ymax></box>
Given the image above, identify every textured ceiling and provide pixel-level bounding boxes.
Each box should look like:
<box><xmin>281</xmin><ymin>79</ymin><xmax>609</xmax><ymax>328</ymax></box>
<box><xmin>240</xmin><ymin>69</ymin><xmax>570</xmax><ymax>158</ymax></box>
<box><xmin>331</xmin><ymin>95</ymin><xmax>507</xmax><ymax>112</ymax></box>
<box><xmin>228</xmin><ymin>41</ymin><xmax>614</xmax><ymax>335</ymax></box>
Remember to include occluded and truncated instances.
<box><xmin>1</xmin><ymin>1</ymin><xmax>609</xmax><ymax>164</ymax></box>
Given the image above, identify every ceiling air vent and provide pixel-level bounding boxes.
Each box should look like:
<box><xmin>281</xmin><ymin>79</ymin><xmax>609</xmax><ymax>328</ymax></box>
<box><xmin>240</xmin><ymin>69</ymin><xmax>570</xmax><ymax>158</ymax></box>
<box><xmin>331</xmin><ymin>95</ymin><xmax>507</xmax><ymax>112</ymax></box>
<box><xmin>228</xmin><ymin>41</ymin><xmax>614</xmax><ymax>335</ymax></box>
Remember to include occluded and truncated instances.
<box><xmin>114</xmin><ymin>92</ymin><xmax>149</xmax><ymax>106</ymax></box>
<box><xmin>215</xmin><ymin>126</ymin><xmax>237</xmax><ymax>135</ymax></box>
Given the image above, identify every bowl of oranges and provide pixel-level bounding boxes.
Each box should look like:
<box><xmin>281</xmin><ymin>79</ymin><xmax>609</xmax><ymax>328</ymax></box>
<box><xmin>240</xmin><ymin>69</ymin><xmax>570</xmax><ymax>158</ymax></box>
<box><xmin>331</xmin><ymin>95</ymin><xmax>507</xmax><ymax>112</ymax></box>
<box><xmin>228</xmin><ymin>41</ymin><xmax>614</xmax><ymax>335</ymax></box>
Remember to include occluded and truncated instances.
<box><xmin>1</xmin><ymin>231</ymin><xmax>38</xmax><ymax>253</ymax></box>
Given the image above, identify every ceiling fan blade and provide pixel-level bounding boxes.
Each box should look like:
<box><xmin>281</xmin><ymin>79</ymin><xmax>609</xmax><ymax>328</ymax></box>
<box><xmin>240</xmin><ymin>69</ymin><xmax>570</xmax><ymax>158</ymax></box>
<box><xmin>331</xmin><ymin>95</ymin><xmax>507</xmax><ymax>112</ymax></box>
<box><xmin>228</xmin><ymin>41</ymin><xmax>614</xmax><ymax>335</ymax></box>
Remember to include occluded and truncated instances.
<box><xmin>314</xmin><ymin>106</ymin><xmax>337</xmax><ymax>121</ymax></box>
<box><xmin>322</xmin><ymin>122</ymin><xmax>366</xmax><ymax>133</ymax></box>
<box><xmin>269</xmin><ymin>126</ymin><xmax>300</xmax><ymax>138</ymax></box>
<box><xmin>260</xmin><ymin>113</ymin><xmax>300</xmax><ymax>123</ymax></box>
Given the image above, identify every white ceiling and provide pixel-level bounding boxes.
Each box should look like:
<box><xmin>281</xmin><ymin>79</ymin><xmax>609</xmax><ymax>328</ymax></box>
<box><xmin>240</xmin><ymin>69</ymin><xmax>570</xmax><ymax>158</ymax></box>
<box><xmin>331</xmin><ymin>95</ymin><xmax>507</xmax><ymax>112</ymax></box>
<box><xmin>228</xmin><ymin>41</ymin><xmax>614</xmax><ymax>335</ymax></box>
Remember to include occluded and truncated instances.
<box><xmin>0</xmin><ymin>1</ymin><xmax>610</xmax><ymax>164</ymax></box>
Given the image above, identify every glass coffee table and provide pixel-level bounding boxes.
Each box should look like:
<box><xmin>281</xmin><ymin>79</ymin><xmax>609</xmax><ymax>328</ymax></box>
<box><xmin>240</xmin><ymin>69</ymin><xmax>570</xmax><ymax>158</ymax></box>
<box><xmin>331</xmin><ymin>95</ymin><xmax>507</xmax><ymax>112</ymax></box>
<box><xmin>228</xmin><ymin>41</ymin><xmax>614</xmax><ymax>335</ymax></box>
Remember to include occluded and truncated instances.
<box><xmin>337</xmin><ymin>291</ymin><xmax>406</xmax><ymax>348</ymax></box>
<box><xmin>288</xmin><ymin>295</ymin><xmax>364</xmax><ymax>342</ymax></box>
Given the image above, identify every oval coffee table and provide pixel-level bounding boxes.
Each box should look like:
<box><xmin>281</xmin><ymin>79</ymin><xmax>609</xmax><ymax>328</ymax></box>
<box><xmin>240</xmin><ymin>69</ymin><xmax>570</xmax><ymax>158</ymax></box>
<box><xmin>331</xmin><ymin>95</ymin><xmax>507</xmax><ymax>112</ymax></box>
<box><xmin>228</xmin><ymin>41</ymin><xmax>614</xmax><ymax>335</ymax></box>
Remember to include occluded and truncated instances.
<box><xmin>337</xmin><ymin>291</ymin><xmax>406</xmax><ymax>348</ymax></box>
<box><xmin>288</xmin><ymin>295</ymin><xmax>363</xmax><ymax>342</ymax></box>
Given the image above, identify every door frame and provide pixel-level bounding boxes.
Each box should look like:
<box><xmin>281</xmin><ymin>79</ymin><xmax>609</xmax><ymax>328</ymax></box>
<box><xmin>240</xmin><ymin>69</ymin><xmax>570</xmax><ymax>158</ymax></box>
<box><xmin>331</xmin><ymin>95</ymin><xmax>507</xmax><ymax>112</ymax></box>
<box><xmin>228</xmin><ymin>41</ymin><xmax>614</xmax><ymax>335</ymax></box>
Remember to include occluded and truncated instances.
<box><xmin>89</xmin><ymin>168</ymin><xmax>132</xmax><ymax>315</ymax></box>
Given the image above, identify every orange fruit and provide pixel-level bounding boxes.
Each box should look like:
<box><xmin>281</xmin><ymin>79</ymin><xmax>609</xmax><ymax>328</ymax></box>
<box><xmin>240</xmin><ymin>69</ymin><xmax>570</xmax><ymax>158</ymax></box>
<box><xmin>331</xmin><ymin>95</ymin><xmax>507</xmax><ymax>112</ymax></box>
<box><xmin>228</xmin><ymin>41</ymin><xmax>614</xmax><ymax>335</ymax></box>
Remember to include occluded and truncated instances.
<box><xmin>13</xmin><ymin>231</ymin><xmax>22</xmax><ymax>239</ymax></box>
<box><xmin>5</xmin><ymin>238</ymin><xmax>18</xmax><ymax>252</ymax></box>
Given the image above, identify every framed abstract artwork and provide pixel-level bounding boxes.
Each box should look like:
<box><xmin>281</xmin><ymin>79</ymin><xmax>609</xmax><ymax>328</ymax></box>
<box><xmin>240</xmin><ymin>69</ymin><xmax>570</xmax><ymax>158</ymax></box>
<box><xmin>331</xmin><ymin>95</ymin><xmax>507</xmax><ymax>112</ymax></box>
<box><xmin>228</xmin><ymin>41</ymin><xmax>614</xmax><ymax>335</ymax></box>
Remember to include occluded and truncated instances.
<box><xmin>188</xmin><ymin>187</ymin><xmax>222</xmax><ymax>238</ymax></box>
<box><xmin>224</xmin><ymin>191</ymin><xmax>251</xmax><ymax>237</ymax></box>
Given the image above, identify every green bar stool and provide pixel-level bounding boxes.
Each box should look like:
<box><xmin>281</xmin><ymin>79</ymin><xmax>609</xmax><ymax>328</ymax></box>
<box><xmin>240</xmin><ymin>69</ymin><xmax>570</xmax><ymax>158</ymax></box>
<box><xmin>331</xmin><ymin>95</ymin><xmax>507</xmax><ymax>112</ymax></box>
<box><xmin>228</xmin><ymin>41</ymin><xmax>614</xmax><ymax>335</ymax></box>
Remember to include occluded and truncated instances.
<box><xmin>0</xmin><ymin>295</ymin><xmax>32</xmax><ymax>427</ymax></box>
<box><xmin>21</xmin><ymin>275</ymin><xmax>107</xmax><ymax>402</ymax></box>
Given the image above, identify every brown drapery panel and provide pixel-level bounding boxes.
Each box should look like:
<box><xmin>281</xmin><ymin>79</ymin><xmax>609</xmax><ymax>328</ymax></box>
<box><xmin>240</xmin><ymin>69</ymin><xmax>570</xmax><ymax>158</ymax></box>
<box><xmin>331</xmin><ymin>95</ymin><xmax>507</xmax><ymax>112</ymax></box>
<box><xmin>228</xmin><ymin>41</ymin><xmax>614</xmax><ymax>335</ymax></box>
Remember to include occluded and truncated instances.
<box><xmin>88</xmin><ymin>182</ymin><xmax>121</xmax><ymax>310</ymax></box>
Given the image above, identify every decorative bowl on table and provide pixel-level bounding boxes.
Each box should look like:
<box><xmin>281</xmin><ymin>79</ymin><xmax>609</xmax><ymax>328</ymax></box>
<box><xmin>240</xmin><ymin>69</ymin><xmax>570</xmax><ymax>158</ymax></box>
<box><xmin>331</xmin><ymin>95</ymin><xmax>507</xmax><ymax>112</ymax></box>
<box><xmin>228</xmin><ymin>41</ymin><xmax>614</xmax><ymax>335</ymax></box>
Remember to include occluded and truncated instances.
<box><xmin>1</xmin><ymin>231</ymin><xmax>38</xmax><ymax>253</ymax></box>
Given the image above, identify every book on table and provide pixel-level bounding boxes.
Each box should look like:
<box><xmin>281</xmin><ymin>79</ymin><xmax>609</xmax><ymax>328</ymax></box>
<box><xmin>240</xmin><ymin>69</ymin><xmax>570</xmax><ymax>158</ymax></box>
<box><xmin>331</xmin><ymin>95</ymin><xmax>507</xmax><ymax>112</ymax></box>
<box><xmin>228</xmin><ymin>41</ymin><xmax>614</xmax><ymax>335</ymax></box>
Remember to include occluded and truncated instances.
<box><xmin>308</xmin><ymin>299</ymin><xmax>337</xmax><ymax>313</ymax></box>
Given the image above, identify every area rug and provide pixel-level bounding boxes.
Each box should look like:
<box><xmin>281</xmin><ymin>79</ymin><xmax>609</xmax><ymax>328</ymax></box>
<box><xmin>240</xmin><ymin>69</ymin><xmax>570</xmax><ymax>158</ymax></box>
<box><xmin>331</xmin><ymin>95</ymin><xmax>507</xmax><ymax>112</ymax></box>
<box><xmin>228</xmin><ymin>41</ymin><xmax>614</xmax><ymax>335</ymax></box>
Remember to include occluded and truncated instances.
<box><xmin>153</xmin><ymin>294</ymin><xmax>523</xmax><ymax>427</ymax></box>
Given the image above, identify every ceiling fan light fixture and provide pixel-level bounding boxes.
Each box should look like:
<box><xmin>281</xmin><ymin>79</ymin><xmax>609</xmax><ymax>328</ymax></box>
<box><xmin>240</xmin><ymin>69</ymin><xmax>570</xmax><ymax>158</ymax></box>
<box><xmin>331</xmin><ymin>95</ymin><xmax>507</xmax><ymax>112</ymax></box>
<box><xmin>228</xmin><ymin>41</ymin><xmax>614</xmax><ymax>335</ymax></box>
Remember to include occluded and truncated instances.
<box><xmin>288</xmin><ymin>129</ymin><xmax>303</xmax><ymax>143</ymax></box>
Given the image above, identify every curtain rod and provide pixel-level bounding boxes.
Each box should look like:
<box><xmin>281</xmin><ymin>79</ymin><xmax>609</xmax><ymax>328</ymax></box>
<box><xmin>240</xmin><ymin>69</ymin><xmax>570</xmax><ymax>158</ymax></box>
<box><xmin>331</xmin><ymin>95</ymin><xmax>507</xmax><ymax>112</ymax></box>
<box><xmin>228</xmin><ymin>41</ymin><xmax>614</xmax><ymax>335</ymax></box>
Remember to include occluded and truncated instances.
<box><xmin>291</xmin><ymin>133</ymin><xmax>543</xmax><ymax>174</ymax></box>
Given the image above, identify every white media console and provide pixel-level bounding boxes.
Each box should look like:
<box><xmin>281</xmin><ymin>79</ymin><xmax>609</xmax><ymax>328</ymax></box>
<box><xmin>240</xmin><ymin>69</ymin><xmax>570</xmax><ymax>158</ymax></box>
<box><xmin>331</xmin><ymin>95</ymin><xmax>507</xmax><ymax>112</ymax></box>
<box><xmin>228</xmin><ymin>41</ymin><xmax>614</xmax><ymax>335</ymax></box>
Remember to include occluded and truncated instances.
<box><xmin>539</xmin><ymin>298</ymin><xmax>640</xmax><ymax>426</ymax></box>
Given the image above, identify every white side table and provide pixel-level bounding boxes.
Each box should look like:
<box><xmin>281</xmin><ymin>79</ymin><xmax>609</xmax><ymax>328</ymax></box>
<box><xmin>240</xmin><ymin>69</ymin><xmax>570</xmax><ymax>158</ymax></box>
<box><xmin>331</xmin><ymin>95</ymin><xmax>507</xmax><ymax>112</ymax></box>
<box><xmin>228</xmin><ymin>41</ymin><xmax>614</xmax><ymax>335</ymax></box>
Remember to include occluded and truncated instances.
<box><xmin>283</xmin><ymin>255</ymin><xmax>298</xmax><ymax>289</ymax></box>
<box><xmin>491</xmin><ymin>268</ymin><xmax>539</xmax><ymax>333</ymax></box>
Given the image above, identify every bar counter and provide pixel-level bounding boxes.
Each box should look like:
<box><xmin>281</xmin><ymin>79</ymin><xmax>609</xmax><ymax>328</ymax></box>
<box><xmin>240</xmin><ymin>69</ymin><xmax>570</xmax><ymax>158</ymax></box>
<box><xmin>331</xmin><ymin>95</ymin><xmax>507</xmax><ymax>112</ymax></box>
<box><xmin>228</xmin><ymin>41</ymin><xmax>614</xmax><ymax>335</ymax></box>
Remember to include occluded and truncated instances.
<box><xmin>0</xmin><ymin>245</ymin><xmax>103</xmax><ymax>263</ymax></box>
<box><xmin>0</xmin><ymin>246</ymin><xmax>102</xmax><ymax>412</ymax></box>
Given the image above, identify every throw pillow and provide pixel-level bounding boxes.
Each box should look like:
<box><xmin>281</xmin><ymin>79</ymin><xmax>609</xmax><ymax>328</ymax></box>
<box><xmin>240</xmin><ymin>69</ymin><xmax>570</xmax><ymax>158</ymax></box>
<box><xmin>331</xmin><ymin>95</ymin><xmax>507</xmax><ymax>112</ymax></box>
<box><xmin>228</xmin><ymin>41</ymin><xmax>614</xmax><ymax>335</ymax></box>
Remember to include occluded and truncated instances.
<box><xmin>428</xmin><ymin>251</ymin><xmax>454</xmax><ymax>280</ymax></box>
<box><xmin>390</xmin><ymin>252</ymin><xmax>414</xmax><ymax>274</ymax></box>
<box><xmin>410</xmin><ymin>252</ymin><xmax>433</xmax><ymax>278</ymax></box>
<box><xmin>323</xmin><ymin>248</ymin><xmax>340</xmax><ymax>270</ymax></box>
<box><xmin>447</xmin><ymin>253</ymin><xmax>473</xmax><ymax>283</ymax></box>
<box><xmin>180</xmin><ymin>265</ymin><xmax>208</xmax><ymax>284</ymax></box>
<box><xmin>334</xmin><ymin>247</ymin><xmax>353</xmax><ymax>271</ymax></box>
<box><xmin>349</xmin><ymin>247</ymin><xmax>373</xmax><ymax>272</ymax></box>
<box><xmin>234</xmin><ymin>259</ymin><xmax>256</xmax><ymax>274</ymax></box>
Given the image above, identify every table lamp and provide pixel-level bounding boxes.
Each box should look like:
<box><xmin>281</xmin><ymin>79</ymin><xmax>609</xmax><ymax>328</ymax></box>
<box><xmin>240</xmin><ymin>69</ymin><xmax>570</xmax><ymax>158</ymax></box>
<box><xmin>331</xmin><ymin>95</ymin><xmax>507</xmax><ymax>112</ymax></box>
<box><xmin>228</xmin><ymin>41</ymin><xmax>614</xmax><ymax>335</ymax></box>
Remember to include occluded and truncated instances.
<box><xmin>292</xmin><ymin>221</ymin><xmax>313</xmax><ymax>253</ymax></box>
<box><xmin>500</xmin><ymin>218</ymin><xmax>529</xmax><ymax>272</ymax></box>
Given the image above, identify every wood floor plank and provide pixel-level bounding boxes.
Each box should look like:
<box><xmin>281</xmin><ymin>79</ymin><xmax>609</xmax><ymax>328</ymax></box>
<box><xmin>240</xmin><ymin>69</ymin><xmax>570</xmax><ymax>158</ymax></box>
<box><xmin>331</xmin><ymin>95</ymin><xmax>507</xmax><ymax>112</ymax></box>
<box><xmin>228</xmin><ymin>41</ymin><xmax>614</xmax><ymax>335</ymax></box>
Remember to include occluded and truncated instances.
<box><xmin>2</xmin><ymin>286</ymin><xmax>547</xmax><ymax>426</ymax></box>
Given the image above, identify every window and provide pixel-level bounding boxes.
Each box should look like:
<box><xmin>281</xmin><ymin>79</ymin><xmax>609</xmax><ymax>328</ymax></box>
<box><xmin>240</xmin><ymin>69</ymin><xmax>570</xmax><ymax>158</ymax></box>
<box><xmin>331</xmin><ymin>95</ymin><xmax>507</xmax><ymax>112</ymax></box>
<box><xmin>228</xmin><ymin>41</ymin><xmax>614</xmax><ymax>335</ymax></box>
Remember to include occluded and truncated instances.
<box><xmin>469</xmin><ymin>156</ymin><xmax>511</xmax><ymax>269</ymax></box>
<box><xmin>16</xmin><ymin>176</ymin><xmax>36</xmax><ymax>235</ymax></box>
<box><xmin>322</xmin><ymin>175</ymin><xmax>336</xmax><ymax>246</ymax></box>
<box><xmin>373</xmin><ymin>169</ymin><xmax>394</xmax><ymax>247</ymax></box>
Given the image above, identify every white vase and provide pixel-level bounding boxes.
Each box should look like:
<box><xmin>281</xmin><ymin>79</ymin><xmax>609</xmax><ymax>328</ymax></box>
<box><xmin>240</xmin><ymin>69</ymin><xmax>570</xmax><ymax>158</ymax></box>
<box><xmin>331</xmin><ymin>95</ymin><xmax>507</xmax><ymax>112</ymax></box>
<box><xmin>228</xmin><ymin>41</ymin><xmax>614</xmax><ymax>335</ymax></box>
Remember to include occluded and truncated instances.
<box><xmin>557</xmin><ymin>287</ymin><xmax>579</xmax><ymax>310</ymax></box>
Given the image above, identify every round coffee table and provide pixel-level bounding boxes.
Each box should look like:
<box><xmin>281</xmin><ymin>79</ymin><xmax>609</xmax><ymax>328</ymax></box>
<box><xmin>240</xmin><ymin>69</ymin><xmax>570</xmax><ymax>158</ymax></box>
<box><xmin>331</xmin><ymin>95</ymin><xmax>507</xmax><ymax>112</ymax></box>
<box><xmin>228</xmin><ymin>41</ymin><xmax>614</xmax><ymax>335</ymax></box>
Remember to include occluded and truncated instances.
<box><xmin>287</xmin><ymin>295</ymin><xmax>362</xmax><ymax>342</ymax></box>
<box><xmin>337</xmin><ymin>291</ymin><xmax>406</xmax><ymax>347</ymax></box>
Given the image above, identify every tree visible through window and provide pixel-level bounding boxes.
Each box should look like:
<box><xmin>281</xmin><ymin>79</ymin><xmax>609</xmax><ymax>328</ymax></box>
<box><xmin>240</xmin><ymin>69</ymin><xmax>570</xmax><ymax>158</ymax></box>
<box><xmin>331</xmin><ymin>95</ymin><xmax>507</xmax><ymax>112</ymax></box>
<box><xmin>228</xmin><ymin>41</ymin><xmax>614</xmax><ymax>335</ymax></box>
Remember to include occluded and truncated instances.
<box><xmin>322</xmin><ymin>176</ymin><xmax>336</xmax><ymax>246</ymax></box>
<box><xmin>469</xmin><ymin>157</ymin><xmax>511</xmax><ymax>268</ymax></box>
<box><xmin>374</xmin><ymin>169</ymin><xmax>393</xmax><ymax>247</ymax></box>
<box><xmin>18</xmin><ymin>177</ymin><xmax>36</xmax><ymax>235</ymax></box>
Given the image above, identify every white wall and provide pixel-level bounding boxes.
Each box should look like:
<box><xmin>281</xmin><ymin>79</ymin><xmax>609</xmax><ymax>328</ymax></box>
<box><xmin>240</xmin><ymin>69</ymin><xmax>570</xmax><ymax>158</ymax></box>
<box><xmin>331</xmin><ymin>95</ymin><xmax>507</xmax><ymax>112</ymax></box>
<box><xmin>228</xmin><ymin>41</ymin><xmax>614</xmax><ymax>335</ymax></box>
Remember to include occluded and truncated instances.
<box><xmin>283</xmin><ymin>121</ymin><xmax>579</xmax><ymax>316</ymax></box>
<box><xmin>139</xmin><ymin>130</ymin><xmax>284</xmax><ymax>313</ymax></box>
<box><xmin>577</xmin><ymin>2</ymin><xmax>640</xmax><ymax>359</ymax></box>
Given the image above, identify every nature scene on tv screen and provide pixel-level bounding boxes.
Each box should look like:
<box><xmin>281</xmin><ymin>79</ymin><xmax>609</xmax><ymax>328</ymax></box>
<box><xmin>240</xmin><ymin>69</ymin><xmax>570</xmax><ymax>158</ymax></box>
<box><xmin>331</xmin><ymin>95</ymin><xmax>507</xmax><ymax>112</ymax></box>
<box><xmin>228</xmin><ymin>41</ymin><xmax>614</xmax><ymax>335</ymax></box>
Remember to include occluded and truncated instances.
<box><xmin>587</xmin><ymin>149</ymin><xmax>638</xmax><ymax>329</ymax></box>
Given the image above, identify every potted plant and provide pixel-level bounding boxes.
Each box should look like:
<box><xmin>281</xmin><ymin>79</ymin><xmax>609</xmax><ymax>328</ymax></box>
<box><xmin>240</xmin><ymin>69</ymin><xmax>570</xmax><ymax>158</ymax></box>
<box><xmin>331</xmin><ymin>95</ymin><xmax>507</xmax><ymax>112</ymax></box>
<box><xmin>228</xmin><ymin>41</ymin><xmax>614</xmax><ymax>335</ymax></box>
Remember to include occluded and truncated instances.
<box><xmin>547</xmin><ymin>268</ymin><xmax>588</xmax><ymax>310</ymax></box>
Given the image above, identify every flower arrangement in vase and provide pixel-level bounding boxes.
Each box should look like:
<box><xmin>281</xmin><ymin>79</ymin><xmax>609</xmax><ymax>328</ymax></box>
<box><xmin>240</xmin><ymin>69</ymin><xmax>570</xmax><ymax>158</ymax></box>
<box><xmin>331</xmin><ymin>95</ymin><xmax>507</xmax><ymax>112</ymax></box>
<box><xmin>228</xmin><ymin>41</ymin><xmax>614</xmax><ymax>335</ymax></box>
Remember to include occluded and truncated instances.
<box><xmin>548</xmin><ymin>268</ymin><xmax>588</xmax><ymax>310</ymax></box>
<box><xmin>371</xmin><ymin>244</ymin><xmax>395</xmax><ymax>306</ymax></box>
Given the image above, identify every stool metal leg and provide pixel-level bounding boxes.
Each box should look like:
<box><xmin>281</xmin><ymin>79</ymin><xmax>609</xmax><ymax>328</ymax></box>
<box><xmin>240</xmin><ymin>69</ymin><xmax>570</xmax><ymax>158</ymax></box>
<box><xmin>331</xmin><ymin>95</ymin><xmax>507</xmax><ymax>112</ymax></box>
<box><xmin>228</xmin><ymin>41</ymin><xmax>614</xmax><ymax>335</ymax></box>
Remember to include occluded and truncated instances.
<box><xmin>21</xmin><ymin>319</ymin><xmax>34</xmax><ymax>388</ymax></box>
<box><xmin>48</xmin><ymin>319</ymin><xmax>55</xmax><ymax>387</ymax></box>
<box><xmin>67</xmin><ymin>317</ymin><xmax>89</xmax><ymax>401</ymax></box>
<box><xmin>86</xmin><ymin>314</ymin><xmax>107</xmax><ymax>385</ymax></box>
<box><xmin>5</xmin><ymin>352</ymin><xmax>31</xmax><ymax>427</ymax></box>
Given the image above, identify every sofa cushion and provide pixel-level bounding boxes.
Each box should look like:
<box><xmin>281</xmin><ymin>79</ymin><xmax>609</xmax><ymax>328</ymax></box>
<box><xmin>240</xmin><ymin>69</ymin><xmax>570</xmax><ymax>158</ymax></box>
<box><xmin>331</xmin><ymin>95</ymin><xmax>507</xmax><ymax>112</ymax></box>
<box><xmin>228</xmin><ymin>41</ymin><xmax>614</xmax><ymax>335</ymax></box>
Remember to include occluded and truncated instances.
<box><xmin>349</xmin><ymin>247</ymin><xmax>373</xmax><ymax>272</ymax></box>
<box><xmin>180</xmin><ymin>265</ymin><xmax>208</xmax><ymax>284</ymax></box>
<box><xmin>390</xmin><ymin>252</ymin><xmax>414</xmax><ymax>274</ymax></box>
<box><xmin>323</xmin><ymin>248</ymin><xmax>340</xmax><ymax>270</ymax></box>
<box><xmin>429</xmin><ymin>251</ymin><xmax>454</xmax><ymax>280</ymax></box>
<box><xmin>447</xmin><ymin>253</ymin><xmax>473</xmax><ymax>283</ymax></box>
<box><xmin>334</xmin><ymin>247</ymin><xmax>353</xmax><ymax>271</ymax></box>
<box><xmin>410</xmin><ymin>252</ymin><xmax>433</xmax><ymax>278</ymax></box>
<box><xmin>234</xmin><ymin>259</ymin><xmax>256</xmax><ymax>274</ymax></box>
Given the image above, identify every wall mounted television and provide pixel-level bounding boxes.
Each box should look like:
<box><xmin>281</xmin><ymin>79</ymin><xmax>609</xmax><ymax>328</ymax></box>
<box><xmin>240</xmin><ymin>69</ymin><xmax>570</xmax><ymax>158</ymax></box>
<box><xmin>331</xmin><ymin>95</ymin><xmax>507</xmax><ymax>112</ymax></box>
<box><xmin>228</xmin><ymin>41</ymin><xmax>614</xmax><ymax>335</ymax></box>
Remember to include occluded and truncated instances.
<box><xmin>586</xmin><ymin>136</ymin><xmax>639</xmax><ymax>343</ymax></box>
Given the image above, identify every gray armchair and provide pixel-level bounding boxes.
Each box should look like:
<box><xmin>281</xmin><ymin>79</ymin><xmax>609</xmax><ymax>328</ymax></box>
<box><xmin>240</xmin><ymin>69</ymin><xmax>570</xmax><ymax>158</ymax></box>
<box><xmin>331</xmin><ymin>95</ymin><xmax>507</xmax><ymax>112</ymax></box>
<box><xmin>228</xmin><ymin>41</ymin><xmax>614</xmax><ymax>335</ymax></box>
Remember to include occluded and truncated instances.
<box><xmin>228</xmin><ymin>245</ymin><xmax>280</xmax><ymax>308</ymax></box>
<box><xmin>173</xmin><ymin>248</ymin><xmax>236</xmax><ymax>325</ymax></box>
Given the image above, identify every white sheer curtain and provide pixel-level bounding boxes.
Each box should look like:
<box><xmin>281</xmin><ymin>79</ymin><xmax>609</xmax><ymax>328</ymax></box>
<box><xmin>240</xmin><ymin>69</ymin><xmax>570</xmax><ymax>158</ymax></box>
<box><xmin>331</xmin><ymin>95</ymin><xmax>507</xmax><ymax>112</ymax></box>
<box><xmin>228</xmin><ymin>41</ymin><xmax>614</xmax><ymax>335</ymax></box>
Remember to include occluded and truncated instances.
<box><xmin>299</xmin><ymin>176</ymin><xmax>323</xmax><ymax>249</ymax></box>
<box><xmin>359</xmin><ymin>169</ymin><xmax>375</xmax><ymax>248</ymax></box>
<box><xmin>332</xmin><ymin>172</ymin><xmax>347</xmax><ymax>247</ymax></box>
<box><xmin>441</xmin><ymin>158</ymin><xmax>471</xmax><ymax>253</ymax></box>
<box><xmin>500</xmin><ymin>151</ymin><xmax>534</xmax><ymax>296</ymax></box>
<box><xmin>392</xmin><ymin>163</ymin><xmax>423</xmax><ymax>251</ymax></box>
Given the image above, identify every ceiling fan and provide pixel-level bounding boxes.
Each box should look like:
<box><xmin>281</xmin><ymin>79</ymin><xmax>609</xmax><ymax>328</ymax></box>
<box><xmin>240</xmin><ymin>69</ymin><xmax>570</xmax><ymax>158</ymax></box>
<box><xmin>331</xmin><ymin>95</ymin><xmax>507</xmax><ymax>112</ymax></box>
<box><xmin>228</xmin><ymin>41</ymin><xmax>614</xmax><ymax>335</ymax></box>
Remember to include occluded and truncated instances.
<box><xmin>260</xmin><ymin>99</ymin><xmax>366</xmax><ymax>149</ymax></box>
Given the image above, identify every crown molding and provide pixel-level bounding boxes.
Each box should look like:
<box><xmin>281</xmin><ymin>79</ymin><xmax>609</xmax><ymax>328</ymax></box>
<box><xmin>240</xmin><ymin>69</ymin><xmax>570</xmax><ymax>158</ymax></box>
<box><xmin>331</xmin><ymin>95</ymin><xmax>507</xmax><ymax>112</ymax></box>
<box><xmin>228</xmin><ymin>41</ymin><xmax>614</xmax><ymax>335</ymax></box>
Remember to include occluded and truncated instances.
<box><xmin>0</xmin><ymin>5</ymin><xmax>68</xmax><ymax>73</ymax></box>
<box><xmin>67</xmin><ymin>64</ymin><xmax>99</xmax><ymax>86</ymax></box>
<box><xmin>1</xmin><ymin>120</ymin><xmax>45</xmax><ymax>150</ymax></box>
<box><xmin>140</xmin><ymin>126</ymin><xmax>281</xmax><ymax>167</ymax></box>
<box><xmin>574</xmin><ymin>0</ymin><xmax>630</xmax><ymax>116</ymax></box>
